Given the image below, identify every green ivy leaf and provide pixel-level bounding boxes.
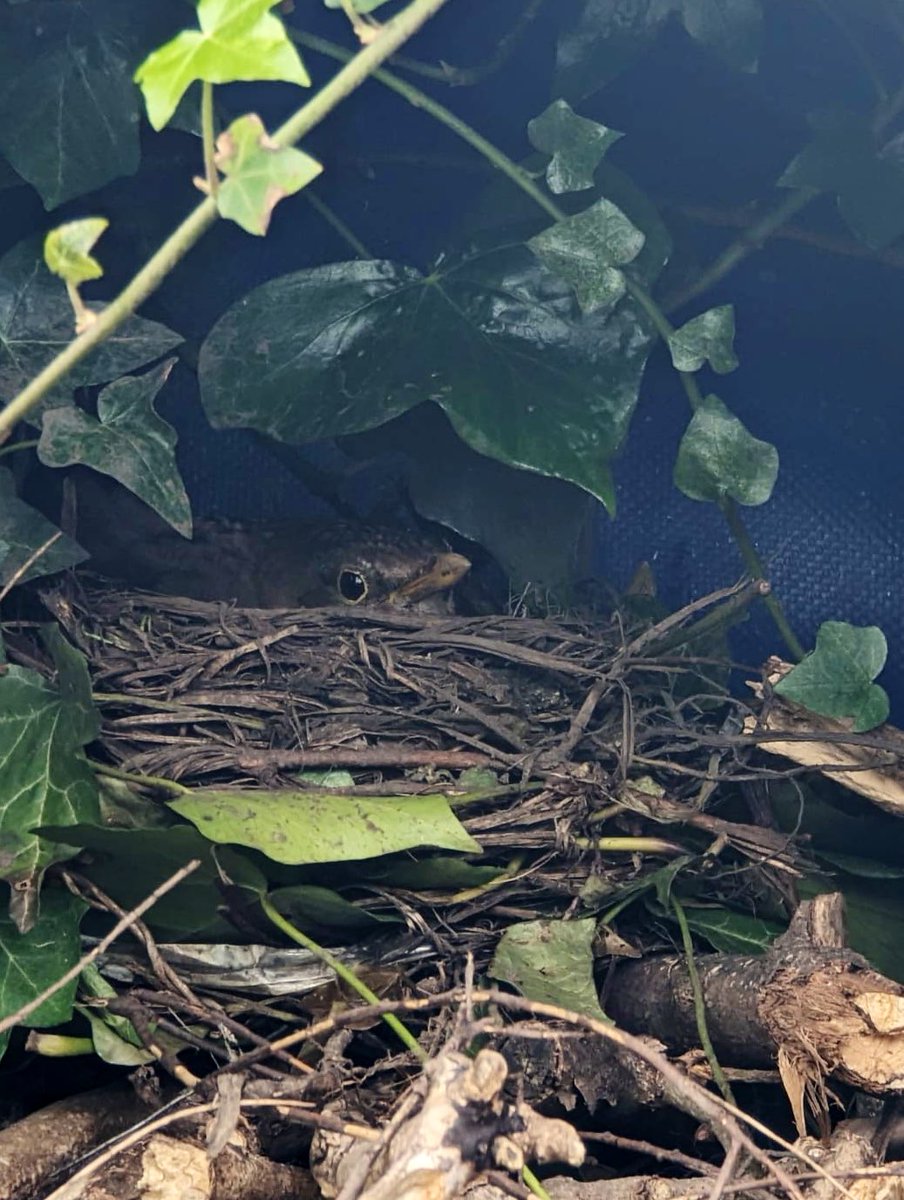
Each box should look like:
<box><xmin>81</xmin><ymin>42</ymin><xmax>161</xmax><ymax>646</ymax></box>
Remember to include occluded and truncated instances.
<box><xmin>780</xmin><ymin>114</ymin><xmax>904</xmax><ymax>249</ymax></box>
<box><xmin>198</xmin><ymin>246</ymin><xmax>658</xmax><ymax>513</ymax></box>
<box><xmin>527</xmin><ymin>100</ymin><xmax>623</xmax><ymax>195</ymax></box>
<box><xmin>528</xmin><ymin>197</ymin><xmax>645</xmax><ymax>314</ymax></box>
<box><xmin>0</xmin><ymin>889</ymin><xmax>87</xmax><ymax>1059</ymax></box>
<box><xmin>169</xmin><ymin>789</ymin><xmax>482</xmax><ymax>865</ymax></box>
<box><xmin>490</xmin><ymin>917</ymin><xmax>608</xmax><ymax>1020</ymax></box>
<box><xmin>555</xmin><ymin>1</ymin><xmax>677</xmax><ymax>103</ymax></box>
<box><xmin>667</xmin><ymin>305</ymin><xmax>738</xmax><ymax>374</ymax></box>
<box><xmin>37</xmin><ymin>359</ymin><xmax>192</xmax><ymax>537</ymax></box>
<box><xmin>44</xmin><ymin>219</ymin><xmax>109</xmax><ymax>287</ymax></box>
<box><xmin>0</xmin><ymin>627</ymin><xmax>101</xmax><ymax>892</ymax></box>
<box><xmin>323</xmin><ymin>0</ymin><xmax>393</xmax><ymax>13</ymax></box>
<box><xmin>680</xmin><ymin>0</ymin><xmax>761</xmax><ymax>73</ymax></box>
<box><xmin>674</xmin><ymin>394</ymin><xmax>778</xmax><ymax>505</ymax></box>
<box><xmin>135</xmin><ymin>0</ymin><xmax>310</xmax><ymax>131</ymax></box>
<box><xmin>214</xmin><ymin>114</ymin><xmax>322</xmax><ymax>236</ymax></box>
<box><xmin>679</xmin><ymin>906</ymin><xmax>782</xmax><ymax>953</ymax></box>
<box><xmin>269</xmin><ymin>885</ymin><xmax>395</xmax><ymax>932</ymax></box>
<box><xmin>774</xmin><ymin>621</ymin><xmax>889</xmax><ymax>732</ymax></box>
<box><xmin>0</xmin><ymin>468</ymin><xmax>87</xmax><ymax>588</ymax></box>
<box><xmin>0</xmin><ymin>238</ymin><xmax>183</xmax><ymax>415</ymax></box>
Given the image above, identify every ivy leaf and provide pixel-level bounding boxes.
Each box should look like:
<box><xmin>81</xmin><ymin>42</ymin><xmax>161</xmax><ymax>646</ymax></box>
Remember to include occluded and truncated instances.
<box><xmin>214</xmin><ymin>114</ymin><xmax>322</xmax><ymax>236</ymax></box>
<box><xmin>555</xmin><ymin>0</ymin><xmax>678</xmax><ymax>102</ymax></box>
<box><xmin>0</xmin><ymin>468</ymin><xmax>87</xmax><ymax>588</ymax></box>
<box><xmin>198</xmin><ymin>246</ymin><xmax>658</xmax><ymax>513</ymax></box>
<box><xmin>135</xmin><ymin>0</ymin><xmax>310</xmax><ymax>131</ymax></box>
<box><xmin>169</xmin><ymin>789</ymin><xmax>482</xmax><ymax>864</ymax></box>
<box><xmin>323</xmin><ymin>0</ymin><xmax>393</xmax><ymax>12</ymax></box>
<box><xmin>0</xmin><ymin>889</ymin><xmax>87</xmax><ymax>1058</ymax></box>
<box><xmin>779</xmin><ymin>114</ymin><xmax>904</xmax><ymax>249</ymax></box>
<box><xmin>0</xmin><ymin>238</ymin><xmax>183</xmax><ymax>415</ymax></box>
<box><xmin>774</xmin><ymin>622</ymin><xmax>890</xmax><ymax>732</ymax></box>
<box><xmin>527</xmin><ymin>100</ymin><xmax>623</xmax><ymax>194</ymax></box>
<box><xmin>43</xmin><ymin>219</ymin><xmax>109</xmax><ymax>287</ymax></box>
<box><xmin>667</xmin><ymin>305</ymin><xmax>738</xmax><ymax>374</ymax></box>
<box><xmin>490</xmin><ymin>918</ymin><xmax>608</xmax><ymax>1020</ymax></box>
<box><xmin>674</xmin><ymin>394</ymin><xmax>778</xmax><ymax>505</ymax></box>
<box><xmin>0</xmin><ymin>0</ymin><xmax>166</xmax><ymax>208</ymax></box>
<box><xmin>37</xmin><ymin>359</ymin><xmax>192</xmax><ymax>537</ymax></box>
<box><xmin>679</xmin><ymin>906</ymin><xmax>782</xmax><ymax>953</ymax></box>
<box><xmin>0</xmin><ymin>627</ymin><xmax>101</xmax><ymax>913</ymax></box>
<box><xmin>528</xmin><ymin>198</ymin><xmax>645</xmax><ymax>314</ymax></box>
<box><xmin>680</xmin><ymin>0</ymin><xmax>761</xmax><ymax>73</ymax></box>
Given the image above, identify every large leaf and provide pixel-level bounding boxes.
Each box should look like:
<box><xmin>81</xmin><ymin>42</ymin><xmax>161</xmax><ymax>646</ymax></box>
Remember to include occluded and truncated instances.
<box><xmin>169</xmin><ymin>789</ymin><xmax>482</xmax><ymax>865</ymax></box>
<box><xmin>0</xmin><ymin>238</ymin><xmax>184</xmax><ymax>415</ymax></box>
<box><xmin>0</xmin><ymin>1</ymin><xmax>181</xmax><ymax>208</ymax></box>
<box><xmin>37</xmin><ymin>823</ymin><xmax>267</xmax><ymax>938</ymax></box>
<box><xmin>490</xmin><ymin>917</ymin><xmax>608</xmax><ymax>1020</ymax></box>
<box><xmin>0</xmin><ymin>467</ymin><xmax>87</xmax><ymax>588</ymax></box>
<box><xmin>774</xmin><ymin>621</ymin><xmax>889</xmax><ymax>732</ymax></box>
<box><xmin>38</xmin><ymin>360</ymin><xmax>192</xmax><ymax>537</ymax></box>
<box><xmin>680</xmin><ymin>0</ymin><xmax>761</xmax><ymax>73</ymax></box>
<box><xmin>0</xmin><ymin>889</ymin><xmax>87</xmax><ymax>1059</ymax></box>
<box><xmin>198</xmin><ymin>246</ymin><xmax>658</xmax><ymax>512</ymax></box>
<box><xmin>134</xmin><ymin>0</ymin><xmax>310</xmax><ymax>131</ymax></box>
<box><xmin>0</xmin><ymin>627</ymin><xmax>101</xmax><ymax>898</ymax></box>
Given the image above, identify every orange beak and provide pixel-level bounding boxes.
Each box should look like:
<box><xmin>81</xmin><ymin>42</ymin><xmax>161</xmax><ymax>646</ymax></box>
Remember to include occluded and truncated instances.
<box><xmin>387</xmin><ymin>551</ymin><xmax>471</xmax><ymax>606</ymax></box>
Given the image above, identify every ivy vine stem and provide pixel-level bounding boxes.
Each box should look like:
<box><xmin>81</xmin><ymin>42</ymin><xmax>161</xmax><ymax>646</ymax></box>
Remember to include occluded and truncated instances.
<box><xmin>0</xmin><ymin>0</ymin><xmax>450</xmax><ymax>443</ymax></box>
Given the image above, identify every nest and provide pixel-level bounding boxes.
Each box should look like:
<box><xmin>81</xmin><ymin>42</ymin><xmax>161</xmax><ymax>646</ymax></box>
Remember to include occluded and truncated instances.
<box><xmin>7</xmin><ymin>574</ymin><xmax>801</xmax><ymax>945</ymax></box>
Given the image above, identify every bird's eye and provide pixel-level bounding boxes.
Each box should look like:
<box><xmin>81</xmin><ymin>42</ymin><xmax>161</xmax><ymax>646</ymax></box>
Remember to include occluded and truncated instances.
<box><xmin>337</xmin><ymin>567</ymin><xmax>368</xmax><ymax>604</ymax></box>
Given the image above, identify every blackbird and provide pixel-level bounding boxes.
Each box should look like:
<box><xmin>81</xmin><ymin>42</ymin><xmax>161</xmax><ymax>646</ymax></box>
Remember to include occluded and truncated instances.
<box><xmin>74</xmin><ymin>477</ymin><xmax>470</xmax><ymax>612</ymax></box>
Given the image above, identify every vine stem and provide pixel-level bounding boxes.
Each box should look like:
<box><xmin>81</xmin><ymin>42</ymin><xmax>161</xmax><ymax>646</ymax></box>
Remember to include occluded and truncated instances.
<box><xmin>0</xmin><ymin>0</ymin><xmax>450</xmax><ymax>443</ymax></box>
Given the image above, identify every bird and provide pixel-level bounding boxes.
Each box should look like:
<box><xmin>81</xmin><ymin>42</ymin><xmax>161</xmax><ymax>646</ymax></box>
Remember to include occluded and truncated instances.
<box><xmin>72</xmin><ymin>475</ymin><xmax>471</xmax><ymax>613</ymax></box>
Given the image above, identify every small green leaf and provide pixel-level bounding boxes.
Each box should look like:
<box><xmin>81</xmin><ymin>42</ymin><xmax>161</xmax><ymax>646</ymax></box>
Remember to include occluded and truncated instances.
<box><xmin>44</xmin><ymin>219</ymin><xmax>109</xmax><ymax>286</ymax></box>
<box><xmin>269</xmin><ymin>885</ymin><xmax>394</xmax><ymax>932</ymax></box>
<box><xmin>674</xmin><ymin>394</ymin><xmax>778</xmax><ymax>505</ymax></box>
<box><xmin>0</xmin><ymin>627</ymin><xmax>101</xmax><ymax>889</ymax></box>
<box><xmin>774</xmin><ymin>621</ymin><xmax>889</xmax><ymax>732</ymax></box>
<box><xmin>214</xmin><ymin>114</ymin><xmax>322</xmax><ymax>236</ymax></box>
<box><xmin>135</xmin><ymin>0</ymin><xmax>310</xmax><ymax>131</ymax></box>
<box><xmin>528</xmin><ymin>198</ymin><xmax>645</xmax><ymax>313</ymax></box>
<box><xmin>490</xmin><ymin>917</ymin><xmax>608</xmax><ymax>1021</ymax></box>
<box><xmin>0</xmin><ymin>467</ymin><xmax>87</xmax><ymax>588</ymax></box>
<box><xmin>0</xmin><ymin>889</ymin><xmax>87</xmax><ymax>1058</ymax></box>
<box><xmin>169</xmin><ymin>789</ymin><xmax>482</xmax><ymax>864</ymax></box>
<box><xmin>37</xmin><ymin>359</ymin><xmax>192</xmax><ymax>537</ymax></box>
<box><xmin>527</xmin><ymin>100</ymin><xmax>623</xmax><ymax>195</ymax></box>
<box><xmin>667</xmin><ymin>305</ymin><xmax>738</xmax><ymax>374</ymax></box>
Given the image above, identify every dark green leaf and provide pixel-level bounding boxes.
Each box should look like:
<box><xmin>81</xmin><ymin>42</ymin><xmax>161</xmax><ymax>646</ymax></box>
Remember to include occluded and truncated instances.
<box><xmin>43</xmin><ymin>220</ymin><xmax>109</xmax><ymax>287</ymax></box>
<box><xmin>365</xmin><ymin>854</ymin><xmax>505</xmax><ymax>890</ymax></box>
<box><xmin>680</xmin><ymin>0</ymin><xmax>761</xmax><ymax>73</ymax></box>
<box><xmin>0</xmin><ymin>1</ymin><xmax>168</xmax><ymax>208</ymax></box>
<box><xmin>37</xmin><ymin>360</ymin><xmax>192</xmax><ymax>537</ymax></box>
<box><xmin>527</xmin><ymin>100</ymin><xmax>623</xmax><ymax>194</ymax></box>
<box><xmin>214</xmin><ymin>114</ymin><xmax>322</xmax><ymax>236</ymax></box>
<box><xmin>667</xmin><ymin>306</ymin><xmax>738</xmax><ymax>374</ymax></box>
<box><xmin>528</xmin><ymin>198</ymin><xmax>645</xmax><ymax>314</ymax></box>
<box><xmin>0</xmin><ymin>238</ymin><xmax>184</xmax><ymax>415</ymax></box>
<box><xmin>135</xmin><ymin>0</ymin><xmax>310</xmax><ymax>131</ymax></box>
<box><xmin>674</xmin><ymin>393</ymin><xmax>778</xmax><ymax>505</ymax></box>
<box><xmin>199</xmin><ymin>247</ymin><xmax>658</xmax><ymax>512</ymax></box>
<box><xmin>680</xmin><ymin>905</ymin><xmax>782</xmax><ymax>953</ymax></box>
<box><xmin>490</xmin><ymin>917</ymin><xmax>608</xmax><ymax>1020</ymax></box>
<box><xmin>0</xmin><ymin>889</ymin><xmax>87</xmax><ymax>1058</ymax></box>
<box><xmin>780</xmin><ymin>115</ymin><xmax>904</xmax><ymax>249</ymax></box>
<box><xmin>169</xmin><ymin>789</ymin><xmax>482</xmax><ymax>864</ymax></box>
<box><xmin>0</xmin><ymin>627</ymin><xmax>101</xmax><ymax>888</ymax></box>
<box><xmin>37</xmin><ymin>824</ymin><xmax>267</xmax><ymax>938</ymax></box>
<box><xmin>0</xmin><ymin>467</ymin><xmax>87</xmax><ymax>587</ymax></box>
<box><xmin>269</xmin><ymin>885</ymin><xmax>395</xmax><ymax>931</ymax></box>
<box><xmin>799</xmin><ymin>875</ymin><xmax>904</xmax><ymax>983</ymax></box>
<box><xmin>774</xmin><ymin>621</ymin><xmax>889</xmax><ymax>732</ymax></box>
<box><xmin>555</xmin><ymin>0</ymin><xmax>678</xmax><ymax>103</ymax></box>
<box><xmin>817</xmin><ymin>851</ymin><xmax>904</xmax><ymax>880</ymax></box>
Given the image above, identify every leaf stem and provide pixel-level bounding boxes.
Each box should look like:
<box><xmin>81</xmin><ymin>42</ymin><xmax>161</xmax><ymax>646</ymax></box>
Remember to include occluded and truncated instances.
<box><xmin>672</xmin><ymin>897</ymin><xmax>735</xmax><ymax>1106</ymax></box>
<box><xmin>201</xmin><ymin>81</ymin><xmax>219</xmax><ymax>199</ymax></box>
<box><xmin>260</xmin><ymin>893</ymin><xmax>426</xmax><ymax>1061</ymax></box>
<box><xmin>87</xmin><ymin>758</ymin><xmax>189</xmax><ymax>798</ymax></box>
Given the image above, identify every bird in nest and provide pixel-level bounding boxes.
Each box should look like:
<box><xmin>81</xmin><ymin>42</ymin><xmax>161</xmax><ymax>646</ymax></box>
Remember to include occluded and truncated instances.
<box><xmin>73</xmin><ymin>476</ymin><xmax>471</xmax><ymax>613</ymax></box>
